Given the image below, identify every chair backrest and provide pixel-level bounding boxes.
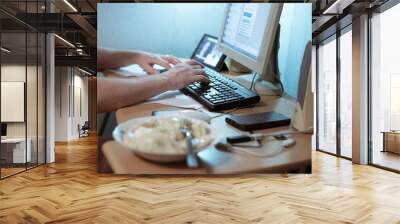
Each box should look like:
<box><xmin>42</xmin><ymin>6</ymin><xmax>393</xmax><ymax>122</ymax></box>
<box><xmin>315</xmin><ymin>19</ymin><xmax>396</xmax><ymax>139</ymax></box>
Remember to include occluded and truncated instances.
<box><xmin>82</xmin><ymin>121</ymin><xmax>90</xmax><ymax>129</ymax></box>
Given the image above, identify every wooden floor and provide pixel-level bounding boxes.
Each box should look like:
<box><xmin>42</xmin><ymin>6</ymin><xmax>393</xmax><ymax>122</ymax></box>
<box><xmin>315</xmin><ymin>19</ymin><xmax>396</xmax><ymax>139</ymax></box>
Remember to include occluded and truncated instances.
<box><xmin>372</xmin><ymin>150</ymin><xmax>400</xmax><ymax>171</ymax></box>
<box><xmin>1</xmin><ymin>167</ymin><xmax>26</xmax><ymax>178</ymax></box>
<box><xmin>1</xmin><ymin>135</ymin><xmax>400</xmax><ymax>224</ymax></box>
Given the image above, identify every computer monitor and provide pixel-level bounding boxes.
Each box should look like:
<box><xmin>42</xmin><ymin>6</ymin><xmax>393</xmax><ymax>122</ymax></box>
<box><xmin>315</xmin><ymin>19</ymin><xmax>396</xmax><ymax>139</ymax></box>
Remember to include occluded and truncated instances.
<box><xmin>218</xmin><ymin>3</ymin><xmax>283</xmax><ymax>83</ymax></box>
<box><xmin>1</xmin><ymin>123</ymin><xmax>7</xmax><ymax>137</ymax></box>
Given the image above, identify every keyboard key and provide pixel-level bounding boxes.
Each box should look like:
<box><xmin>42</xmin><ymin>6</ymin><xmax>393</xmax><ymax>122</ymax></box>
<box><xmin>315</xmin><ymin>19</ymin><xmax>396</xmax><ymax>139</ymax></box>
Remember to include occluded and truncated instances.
<box><xmin>212</xmin><ymin>99</ymin><xmax>224</xmax><ymax>104</ymax></box>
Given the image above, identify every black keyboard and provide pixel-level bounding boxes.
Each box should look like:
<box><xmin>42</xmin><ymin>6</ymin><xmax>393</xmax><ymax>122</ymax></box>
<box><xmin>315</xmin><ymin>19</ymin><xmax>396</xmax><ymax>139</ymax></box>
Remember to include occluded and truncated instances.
<box><xmin>180</xmin><ymin>68</ymin><xmax>260</xmax><ymax>111</ymax></box>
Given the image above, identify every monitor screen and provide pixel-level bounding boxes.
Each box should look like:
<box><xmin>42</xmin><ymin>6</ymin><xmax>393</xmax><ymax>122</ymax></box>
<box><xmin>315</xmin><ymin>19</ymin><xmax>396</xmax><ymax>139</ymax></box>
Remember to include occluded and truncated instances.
<box><xmin>221</xmin><ymin>4</ymin><xmax>272</xmax><ymax>60</ymax></box>
<box><xmin>192</xmin><ymin>35</ymin><xmax>224</xmax><ymax>68</ymax></box>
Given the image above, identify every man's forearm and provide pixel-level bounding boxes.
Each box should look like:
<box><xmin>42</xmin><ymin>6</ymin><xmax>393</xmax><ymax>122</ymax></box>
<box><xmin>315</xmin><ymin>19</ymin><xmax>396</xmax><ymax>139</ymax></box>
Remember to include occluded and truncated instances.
<box><xmin>97</xmin><ymin>48</ymin><xmax>141</xmax><ymax>71</ymax></box>
<box><xmin>97</xmin><ymin>75</ymin><xmax>171</xmax><ymax>112</ymax></box>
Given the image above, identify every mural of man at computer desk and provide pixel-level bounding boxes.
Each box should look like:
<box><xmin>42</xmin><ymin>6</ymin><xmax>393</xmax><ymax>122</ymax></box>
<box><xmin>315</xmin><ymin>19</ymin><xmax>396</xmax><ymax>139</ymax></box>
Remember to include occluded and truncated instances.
<box><xmin>96</xmin><ymin>3</ymin><xmax>313</xmax><ymax>175</ymax></box>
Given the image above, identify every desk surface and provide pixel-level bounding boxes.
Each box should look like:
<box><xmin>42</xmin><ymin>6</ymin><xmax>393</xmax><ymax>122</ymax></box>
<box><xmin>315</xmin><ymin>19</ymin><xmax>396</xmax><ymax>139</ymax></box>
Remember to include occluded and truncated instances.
<box><xmin>101</xmin><ymin>69</ymin><xmax>311</xmax><ymax>174</ymax></box>
<box><xmin>1</xmin><ymin>138</ymin><xmax>27</xmax><ymax>143</ymax></box>
<box><xmin>381</xmin><ymin>131</ymin><xmax>400</xmax><ymax>134</ymax></box>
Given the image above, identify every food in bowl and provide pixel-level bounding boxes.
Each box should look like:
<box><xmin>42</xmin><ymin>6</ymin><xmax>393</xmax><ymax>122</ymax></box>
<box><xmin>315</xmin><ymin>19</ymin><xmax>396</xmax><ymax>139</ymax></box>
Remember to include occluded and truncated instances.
<box><xmin>122</xmin><ymin>117</ymin><xmax>212</xmax><ymax>155</ymax></box>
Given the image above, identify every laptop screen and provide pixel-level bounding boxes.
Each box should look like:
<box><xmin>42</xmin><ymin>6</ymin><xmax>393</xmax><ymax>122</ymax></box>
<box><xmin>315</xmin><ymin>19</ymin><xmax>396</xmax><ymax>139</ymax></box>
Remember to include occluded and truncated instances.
<box><xmin>192</xmin><ymin>35</ymin><xmax>224</xmax><ymax>68</ymax></box>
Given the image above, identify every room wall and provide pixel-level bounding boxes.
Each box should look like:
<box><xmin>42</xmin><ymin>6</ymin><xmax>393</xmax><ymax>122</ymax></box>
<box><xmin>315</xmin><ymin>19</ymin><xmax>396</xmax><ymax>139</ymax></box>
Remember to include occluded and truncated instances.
<box><xmin>1</xmin><ymin>64</ymin><xmax>46</xmax><ymax>164</ymax></box>
<box><xmin>98</xmin><ymin>3</ymin><xmax>227</xmax><ymax>58</ymax></box>
<box><xmin>54</xmin><ymin>67</ymin><xmax>89</xmax><ymax>141</ymax></box>
<box><xmin>72</xmin><ymin>73</ymin><xmax>89</xmax><ymax>138</ymax></box>
<box><xmin>278</xmin><ymin>3</ymin><xmax>312</xmax><ymax>98</ymax></box>
<box><xmin>54</xmin><ymin>67</ymin><xmax>70</xmax><ymax>141</ymax></box>
<box><xmin>1</xmin><ymin>65</ymin><xmax>25</xmax><ymax>138</ymax></box>
<box><xmin>1</xmin><ymin>65</ymin><xmax>39</xmax><ymax>139</ymax></box>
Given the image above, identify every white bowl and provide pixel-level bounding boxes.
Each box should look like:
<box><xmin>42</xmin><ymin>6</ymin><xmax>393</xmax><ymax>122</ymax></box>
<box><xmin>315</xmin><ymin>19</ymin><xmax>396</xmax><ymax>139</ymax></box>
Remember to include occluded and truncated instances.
<box><xmin>113</xmin><ymin>116</ymin><xmax>217</xmax><ymax>163</ymax></box>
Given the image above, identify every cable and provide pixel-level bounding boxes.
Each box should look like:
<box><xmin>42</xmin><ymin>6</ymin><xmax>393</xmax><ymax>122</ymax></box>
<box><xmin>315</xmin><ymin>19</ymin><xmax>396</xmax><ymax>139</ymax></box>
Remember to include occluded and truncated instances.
<box><xmin>249</xmin><ymin>72</ymin><xmax>258</xmax><ymax>91</ymax></box>
<box><xmin>277</xmin><ymin>78</ymin><xmax>284</xmax><ymax>96</ymax></box>
<box><xmin>225</xmin><ymin>130</ymin><xmax>307</xmax><ymax>157</ymax></box>
<box><xmin>208</xmin><ymin>107</ymin><xmax>242</xmax><ymax>119</ymax></box>
<box><xmin>207</xmin><ymin>105</ymin><xmax>256</xmax><ymax>120</ymax></box>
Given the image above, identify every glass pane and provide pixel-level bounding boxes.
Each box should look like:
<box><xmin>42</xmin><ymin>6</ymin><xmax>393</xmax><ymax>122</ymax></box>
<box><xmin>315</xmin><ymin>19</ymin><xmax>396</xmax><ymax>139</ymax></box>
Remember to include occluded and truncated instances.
<box><xmin>1</xmin><ymin>31</ymin><xmax>27</xmax><ymax>177</ymax></box>
<box><xmin>371</xmin><ymin>4</ymin><xmax>400</xmax><ymax>171</ymax></box>
<box><xmin>27</xmin><ymin>31</ymin><xmax>38</xmax><ymax>169</ymax></box>
<box><xmin>317</xmin><ymin>37</ymin><xmax>337</xmax><ymax>154</ymax></box>
<box><xmin>339</xmin><ymin>29</ymin><xmax>352</xmax><ymax>158</ymax></box>
<box><xmin>27</xmin><ymin>0</ymin><xmax>39</xmax><ymax>170</ymax></box>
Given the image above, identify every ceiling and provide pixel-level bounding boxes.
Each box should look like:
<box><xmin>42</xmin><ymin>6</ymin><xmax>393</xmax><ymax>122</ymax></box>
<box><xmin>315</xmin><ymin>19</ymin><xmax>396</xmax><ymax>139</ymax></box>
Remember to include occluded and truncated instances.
<box><xmin>0</xmin><ymin>0</ymin><xmax>98</xmax><ymax>72</ymax></box>
<box><xmin>1</xmin><ymin>0</ymin><xmax>395</xmax><ymax>71</ymax></box>
<box><xmin>312</xmin><ymin>0</ymin><xmax>391</xmax><ymax>43</ymax></box>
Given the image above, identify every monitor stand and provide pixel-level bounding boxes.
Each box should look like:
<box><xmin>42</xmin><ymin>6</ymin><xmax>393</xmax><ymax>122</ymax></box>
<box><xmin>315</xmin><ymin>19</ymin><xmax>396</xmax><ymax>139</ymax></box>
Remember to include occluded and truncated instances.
<box><xmin>234</xmin><ymin>74</ymin><xmax>283</xmax><ymax>96</ymax></box>
<box><xmin>224</xmin><ymin>58</ymin><xmax>252</xmax><ymax>73</ymax></box>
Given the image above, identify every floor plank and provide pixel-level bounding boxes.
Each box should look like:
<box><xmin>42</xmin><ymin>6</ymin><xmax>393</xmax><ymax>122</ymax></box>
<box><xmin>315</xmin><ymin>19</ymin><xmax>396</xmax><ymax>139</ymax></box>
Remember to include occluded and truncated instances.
<box><xmin>372</xmin><ymin>150</ymin><xmax>400</xmax><ymax>171</ymax></box>
<box><xmin>0</xmin><ymin>135</ymin><xmax>399</xmax><ymax>224</ymax></box>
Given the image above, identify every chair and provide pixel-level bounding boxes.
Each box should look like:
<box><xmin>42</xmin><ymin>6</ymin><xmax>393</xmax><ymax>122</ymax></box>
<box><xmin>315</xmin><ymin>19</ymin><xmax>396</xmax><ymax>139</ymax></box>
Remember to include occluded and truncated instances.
<box><xmin>78</xmin><ymin>121</ymin><xmax>90</xmax><ymax>138</ymax></box>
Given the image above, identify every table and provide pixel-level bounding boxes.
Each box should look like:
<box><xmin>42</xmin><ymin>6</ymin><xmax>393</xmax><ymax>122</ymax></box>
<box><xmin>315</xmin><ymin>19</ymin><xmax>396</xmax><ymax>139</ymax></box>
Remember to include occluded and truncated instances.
<box><xmin>100</xmin><ymin>69</ymin><xmax>311</xmax><ymax>174</ymax></box>
<box><xmin>381</xmin><ymin>131</ymin><xmax>400</xmax><ymax>154</ymax></box>
<box><xmin>1</xmin><ymin>138</ymin><xmax>32</xmax><ymax>164</ymax></box>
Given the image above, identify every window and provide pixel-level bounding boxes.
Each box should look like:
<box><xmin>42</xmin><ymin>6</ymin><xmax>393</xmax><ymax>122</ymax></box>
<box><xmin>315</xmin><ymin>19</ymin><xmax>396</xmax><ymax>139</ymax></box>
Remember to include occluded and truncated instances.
<box><xmin>370</xmin><ymin>2</ymin><xmax>400</xmax><ymax>171</ymax></box>
<box><xmin>0</xmin><ymin>1</ymin><xmax>47</xmax><ymax>179</ymax></box>
<box><xmin>317</xmin><ymin>36</ymin><xmax>337</xmax><ymax>155</ymax></box>
<box><xmin>316</xmin><ymin>26</ymin><xmax>353</xmax><ymax>159</ymax></box>
<box><xmin>339</xmin><ymin>28</ymin><xmax>352</xmax><ymax>158</ymax></box>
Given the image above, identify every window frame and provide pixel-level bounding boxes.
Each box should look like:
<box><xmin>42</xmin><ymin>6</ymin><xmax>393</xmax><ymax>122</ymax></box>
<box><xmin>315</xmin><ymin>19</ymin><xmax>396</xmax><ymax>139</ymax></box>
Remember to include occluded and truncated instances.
<box><xmin>0</xmin><ymin>0</ymin><xmax>48</xmax><ymax>180</ymax></box>
<box><xmin>315</xmin><ymin>23</ymin><xmax>353</xmax><ymax>161</ymax></box>
<box><xmin>367</xmin><ymin>0</ymin><xmax>400</xmax><ymax>173</ymax></box>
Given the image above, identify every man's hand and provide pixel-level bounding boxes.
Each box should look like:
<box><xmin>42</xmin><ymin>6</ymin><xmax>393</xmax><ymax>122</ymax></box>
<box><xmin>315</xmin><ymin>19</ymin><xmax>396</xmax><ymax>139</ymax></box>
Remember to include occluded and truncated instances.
<box><xmin>164</xmin><ymin>60</ymin><xmax>209</xmax><ymax>90</ymax></box>
<box><xmin>135</xmin><ymin>52</ymin><xmax>181</xmax><ymax>74</ymax></box>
